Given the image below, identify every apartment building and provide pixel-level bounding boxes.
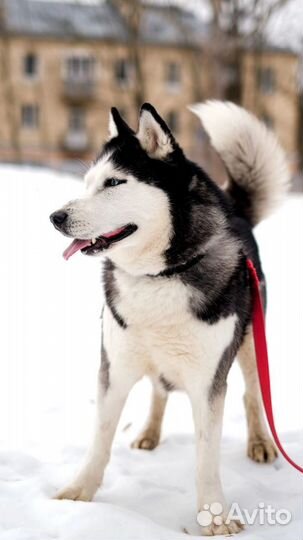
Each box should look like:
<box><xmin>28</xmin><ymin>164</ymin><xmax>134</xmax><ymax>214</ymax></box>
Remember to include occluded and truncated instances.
<box><xmin>0</xmin><ymin>0</ymin><xmax>208</xmax><ymax>169</ymax></box>
<box><xmin>242</xmin><ymin>48</ymin><xmax>301</xmax><ymax>174</ymax></box>
<box><xmin>0</xmin><ymin>0</ymin><xmax>301</xmax><ymax>178</ymax></box>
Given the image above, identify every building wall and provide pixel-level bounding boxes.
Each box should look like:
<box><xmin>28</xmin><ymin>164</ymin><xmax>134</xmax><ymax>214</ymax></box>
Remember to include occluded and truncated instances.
<box><xmin>0</xmin><ymin>35</ymin><xmax>206</xmax><ymax>168</ymax></box>
<box><xmin>242</xmin><ymin>50</ymin><xmax>300</xmax><ymax>173</ymax></box>
<box><xmin>0</xmin><ymin>35</ymin><xmax>301</xmax><ymax>181</ymax></box>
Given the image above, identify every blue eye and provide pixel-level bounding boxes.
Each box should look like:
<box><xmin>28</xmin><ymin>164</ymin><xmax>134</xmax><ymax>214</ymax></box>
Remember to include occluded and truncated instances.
<box><xmin>104</xmin><ymin>178</ymin><xmax>127</xmax><ymax>188</ymax></box>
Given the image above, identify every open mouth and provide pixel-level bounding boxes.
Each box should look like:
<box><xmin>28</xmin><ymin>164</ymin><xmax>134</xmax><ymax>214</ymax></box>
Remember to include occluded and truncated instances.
<box><xmin>63</xmin><ymin>224</ymin><xmax>137</xmax><ymax>261</ymax></box>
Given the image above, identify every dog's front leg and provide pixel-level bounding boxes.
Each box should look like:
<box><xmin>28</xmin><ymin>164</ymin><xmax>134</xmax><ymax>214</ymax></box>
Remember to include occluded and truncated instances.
<box><xmin>55</xmin><ymin>358</ymin><xmax>139</xmax><ymax>502</ymax></box>
<box><xmin>188</xmin><ymin>385</ymin><xmax>243</xmax><ymax>536</ymax></box>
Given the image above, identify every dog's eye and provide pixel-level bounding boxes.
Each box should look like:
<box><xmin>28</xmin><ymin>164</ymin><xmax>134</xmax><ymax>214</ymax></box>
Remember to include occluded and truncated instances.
<box><xmin>104</xmin><ymin>178</ymin><xmax>127</xmax><ymax>188</ymax></box>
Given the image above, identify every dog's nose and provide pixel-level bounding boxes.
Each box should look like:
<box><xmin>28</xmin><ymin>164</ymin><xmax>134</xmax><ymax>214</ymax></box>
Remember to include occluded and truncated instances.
<box><xmin>50</xmin><ymin>210</ymin><xmax>68</xmax><ymax>227</ymax></box>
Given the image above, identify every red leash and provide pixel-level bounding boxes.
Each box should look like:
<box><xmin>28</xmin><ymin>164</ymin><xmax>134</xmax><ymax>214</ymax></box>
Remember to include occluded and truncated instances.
<box><xmin>247</xmin><ymin>258</ymin><xmax>303</xmax><ymax>473</ymax></box>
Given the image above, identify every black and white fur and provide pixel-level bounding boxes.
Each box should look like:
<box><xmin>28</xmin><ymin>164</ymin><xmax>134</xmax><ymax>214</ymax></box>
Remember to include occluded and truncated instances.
<box><xmin>50</xmin><ymin>102</ymin><xmax>289</xmax><ymax>536</ymax></box>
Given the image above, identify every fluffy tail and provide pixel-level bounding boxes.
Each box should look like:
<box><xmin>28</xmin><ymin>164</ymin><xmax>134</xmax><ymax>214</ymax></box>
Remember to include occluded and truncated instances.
<box><xmin>189</xmin><ymin>101</ymin><xmax>290</xmax><ymax>226</ymax></box>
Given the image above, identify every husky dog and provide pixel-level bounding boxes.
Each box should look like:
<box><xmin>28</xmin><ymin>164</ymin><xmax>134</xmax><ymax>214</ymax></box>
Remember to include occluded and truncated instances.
<box><xmin>50</xmin><ymin>102</ymin><xmax>289</xmax><ymax>535</ymax></box>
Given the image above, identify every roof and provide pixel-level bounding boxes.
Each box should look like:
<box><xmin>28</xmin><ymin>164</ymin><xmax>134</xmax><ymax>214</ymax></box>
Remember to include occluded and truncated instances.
<box><xmin>141</xmin><ymin>4</ymin><xmax>208</xmax><ymax>46</ymax></box>
<box><xmin>0</xmin><ymin>0</ymin><xmax>207</xmax><ymax>47</ymax></box>
<box><xmin>1</xmin><ymin>0</ymin><xmax>128</xmax><ymax>41</ymax></box>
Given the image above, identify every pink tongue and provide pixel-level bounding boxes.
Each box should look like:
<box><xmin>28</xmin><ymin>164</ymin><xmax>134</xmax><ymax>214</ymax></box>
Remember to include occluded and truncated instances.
<box><xmin>63</xmin><ymin>239</ymin><xmax>92</xmax><ymax>261</ymax></box>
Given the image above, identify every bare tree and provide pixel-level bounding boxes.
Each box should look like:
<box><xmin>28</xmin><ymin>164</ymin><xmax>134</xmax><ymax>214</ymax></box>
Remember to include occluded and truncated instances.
<box><xmin>109</xmin><ymin>0</ymin><xmax>205</xmax><ymax>108</ymax></box>
<box><xmin>110</xmin><ymin>0</ymin><xmax>145</xmax><ymax>110</ymax></box>
<box><xmin>203</xmin><ymin>0</ymin><xmax>291</xmax><ymax>102</ymax></box>
<box><xmin>164</xmin><ymin>5</ymin><xmax>204</xmax><ymax>102</ymax></box>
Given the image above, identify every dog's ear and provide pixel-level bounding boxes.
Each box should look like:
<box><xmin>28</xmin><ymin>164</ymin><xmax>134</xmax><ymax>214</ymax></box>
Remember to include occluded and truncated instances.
<box><xmin>108</xmin><ymin>107</ymin><xmax>134</xmax><ymax>138</ymax></box>
<box><xmin>137</xmin><ymin>103</ymin><xmax>177</xmax><ymax>159</ymax></box>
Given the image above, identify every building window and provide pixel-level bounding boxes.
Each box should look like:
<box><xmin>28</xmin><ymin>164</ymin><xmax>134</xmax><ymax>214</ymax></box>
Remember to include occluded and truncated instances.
<box><xmin>21</xmin><ymin>105</ymin><xmax>39</xmax><ymax>128</ymax></box>
<box><xmin>23</xmin><ymin>53</ymin><xmax>38</xmax><ymax>78</ymax></box>
<box><xmin>257</xmin><ymin>67</ymin><xmax>276</xmax><ymax>94</ymax></box>
<box><xmin>69</xmin><ymin>107</ymin><xmax>85</xmax><ymax>131</ymax></box>
<box><xmin>167</xmin><ymin>111</ymin><xmax>179</xmax><ymax>133</ymax></box>
<box><xmin>65</xmin><ymin>56</ymin><xmax>95</xmax><ymax>80</ymax></box>
<box><xmin>168</xmin><ymin>62</ymin><xmax>181</xmax><ymax>84</ymax></box>
<box><xmin>115</xmin><ymin>59</ymin><xmax>132</xmax><ymax>87</ymax></box>
<box><xmin>166</xmin><ymin>62</ymin><xmax>181</xmax><ymax>89</ymax></box>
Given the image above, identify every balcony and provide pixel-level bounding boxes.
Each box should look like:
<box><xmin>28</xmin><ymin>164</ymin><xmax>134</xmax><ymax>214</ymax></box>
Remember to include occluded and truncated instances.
<box><xmin>62</xmin><ymin>130</ymin><xmax>90</xmax><ymax>153</ymax></box>
<box><xmin>62</xmin><ymin>78</ymin><xmax>96</xmax><ymax>102</ymax></box>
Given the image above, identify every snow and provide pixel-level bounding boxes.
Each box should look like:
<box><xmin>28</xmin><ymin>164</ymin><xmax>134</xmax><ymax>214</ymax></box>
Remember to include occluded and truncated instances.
<box><xmin>0</xmin><ymin>164</ymin><xmax>302</xmax><ymax>539</ymax></box>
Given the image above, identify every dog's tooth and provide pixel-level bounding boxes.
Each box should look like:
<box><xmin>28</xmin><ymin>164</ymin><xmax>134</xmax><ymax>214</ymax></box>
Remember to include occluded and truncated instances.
<box><xmin>91</xmin><ymin>238</ymin><xmax>96</xmax><ymax>244</ymax></box>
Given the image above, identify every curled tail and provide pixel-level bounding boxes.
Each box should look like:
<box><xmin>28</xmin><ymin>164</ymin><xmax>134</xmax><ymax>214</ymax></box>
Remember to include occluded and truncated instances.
<box><xmin>189</xmin><ymin>101</ymin><xmax>290</xmax><ymax>226</ymax></box>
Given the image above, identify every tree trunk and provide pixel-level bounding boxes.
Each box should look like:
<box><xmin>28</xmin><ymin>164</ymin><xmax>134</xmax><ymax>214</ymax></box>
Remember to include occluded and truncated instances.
<box><xmin>224</xmin><ymin>52</ymin><xmax>243</xmax><ymax>103</ymax></box>
<box><xmin>110</xmin><ymin>0</ymin><xmax>145</xmax><ymax>109</ymax></box>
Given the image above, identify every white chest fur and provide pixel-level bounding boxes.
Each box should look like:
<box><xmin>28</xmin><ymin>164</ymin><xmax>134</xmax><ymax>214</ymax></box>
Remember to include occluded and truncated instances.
<box><xmin>109</xmin><ymin>269</ymin><xmax>237</xmax><ymax>389</ymax></box>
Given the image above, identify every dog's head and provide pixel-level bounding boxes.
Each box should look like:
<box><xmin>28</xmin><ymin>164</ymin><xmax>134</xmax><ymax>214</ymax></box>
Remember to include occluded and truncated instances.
<box><xmin>50</xmin><ymin>103</ymin><xmax>224</xmax><ymax>275</ymax></box>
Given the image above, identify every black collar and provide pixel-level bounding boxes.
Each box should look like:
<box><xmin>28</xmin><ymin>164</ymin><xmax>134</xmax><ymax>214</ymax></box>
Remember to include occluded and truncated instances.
<box><xmin>148</xmin><ymin>252</ymin><xmax>205</xmax><ymax>278</ymax></box>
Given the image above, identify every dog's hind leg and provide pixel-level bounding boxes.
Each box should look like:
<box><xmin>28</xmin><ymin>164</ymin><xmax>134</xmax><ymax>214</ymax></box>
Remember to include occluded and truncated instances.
<box><xmin>238</xmin><ymin>327</ymin><xmax>278</xmax><ymax>463</ymax></box>
<box><xmin>131</xmin><ymin>378</ymin><xmax>168</xmax><ymax>450</ymax></box>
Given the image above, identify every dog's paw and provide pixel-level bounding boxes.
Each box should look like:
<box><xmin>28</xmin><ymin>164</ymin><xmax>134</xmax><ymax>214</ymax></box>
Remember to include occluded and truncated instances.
<box><xmin>248</xmin><ymin>436</ymin><xmax>278</xmax><ymax>463</ymax></box>
<box><xmin>201</xmin><ymin>518</ymin><xmax>244</xmax><ymax>536</ymax></box>
<box><xmin>131</xmin><ymin>430</ymin><xmax>160</xmax><ymax>450</ymax></box>
<box><xmin>54</xmin><ymin>482</ymin><xmax>96</xmax><ymax>502</ymax></box>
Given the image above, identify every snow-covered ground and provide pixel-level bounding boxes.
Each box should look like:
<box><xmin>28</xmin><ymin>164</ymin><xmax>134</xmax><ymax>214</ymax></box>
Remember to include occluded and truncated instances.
<box><xmin>0</xmin><ymin>164</ymin><xmax>302</xmax><ymax>539</ymax></box>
